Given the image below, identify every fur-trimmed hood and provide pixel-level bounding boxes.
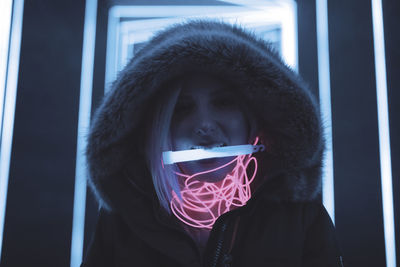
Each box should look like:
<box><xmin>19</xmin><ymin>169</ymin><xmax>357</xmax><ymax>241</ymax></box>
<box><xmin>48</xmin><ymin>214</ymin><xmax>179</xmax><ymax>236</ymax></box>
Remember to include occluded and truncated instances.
<box><xmin>86</xmin><ymin>20</ymin><xmax>325</xmax><ymax>213</ymax></box>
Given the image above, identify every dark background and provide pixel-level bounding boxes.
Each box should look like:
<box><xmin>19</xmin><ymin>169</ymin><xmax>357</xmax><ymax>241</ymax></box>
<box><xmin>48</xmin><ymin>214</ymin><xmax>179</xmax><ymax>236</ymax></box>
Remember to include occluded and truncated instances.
<box><xmin>1</xmin><ymin>0</ymin><xmax>399</xmax><ymax>266</ymax></box>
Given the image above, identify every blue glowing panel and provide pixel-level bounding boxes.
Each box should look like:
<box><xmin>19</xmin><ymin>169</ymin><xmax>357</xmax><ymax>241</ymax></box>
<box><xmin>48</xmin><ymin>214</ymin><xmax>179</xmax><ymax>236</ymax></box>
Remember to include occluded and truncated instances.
<box><xmin>69</xmin><ymin>0</ymin><xmax>98</xmax><ymax>266</ymax></box>
<box><xmin>316</xmin><ymin>0</ymin><xmax>335</xmax><ymax>223</ymax></box>
<box><xmin>0</xmin><ymin>0</ymin><xmax>25</xmax><ymax>261</ymax></box>
<box><xmin>371</xmin><ymin>0</ymin><xmax>397</xmax><ymax>266</ymax></box>
<box><xmin>105</xmin><ymin>2</ymin><xmax>298</xmax><ymax>92</ymax></box>
<box><xmin>0</xmin><ymin>0</ymin><xmax>13</xmax><ymax>132</ymax></box>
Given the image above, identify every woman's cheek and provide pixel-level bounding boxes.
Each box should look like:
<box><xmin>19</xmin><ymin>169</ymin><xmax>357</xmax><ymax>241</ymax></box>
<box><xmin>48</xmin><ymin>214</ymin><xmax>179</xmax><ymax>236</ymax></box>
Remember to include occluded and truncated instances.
<box><xmin>171</xmin><ymin>120</ymin><xmax>192</xmax><ymax>150</ymax></box>
<box><xmin>224</xmin><ymin>111</ymin><xmax>249</xmax><ymax>144</ymax></box>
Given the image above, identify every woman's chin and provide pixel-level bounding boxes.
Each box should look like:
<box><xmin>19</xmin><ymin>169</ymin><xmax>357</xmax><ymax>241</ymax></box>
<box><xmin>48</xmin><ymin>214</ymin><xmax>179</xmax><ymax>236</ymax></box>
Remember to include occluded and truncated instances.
<box><xmin>194</xmin><ymin>165</ymin><xmax>234</xmax><ymax>183</ymax></box>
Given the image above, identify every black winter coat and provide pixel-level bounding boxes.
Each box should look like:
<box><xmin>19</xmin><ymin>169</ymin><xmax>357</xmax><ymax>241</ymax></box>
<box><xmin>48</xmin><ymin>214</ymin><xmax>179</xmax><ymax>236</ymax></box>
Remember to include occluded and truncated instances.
<box><xmin>82</xmin><ymin>20</ymin><xmax>343</xmax><ymax>267</ymax></box>
<box><xmin>83</xmin><ymin>200</ymin><xmax>342</xmax><ymax>266</ymax></box>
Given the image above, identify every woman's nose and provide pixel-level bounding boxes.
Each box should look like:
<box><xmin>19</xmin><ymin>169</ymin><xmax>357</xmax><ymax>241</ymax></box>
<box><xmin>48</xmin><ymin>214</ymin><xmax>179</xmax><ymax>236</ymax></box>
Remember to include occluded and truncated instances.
<box><xmin>195</xmin><ymin>123</ymin><xmax>215</xmax><ymax>136</ymax></box>
<box><xmin>194</xmin><ymin>109</ymin><xmax>218</xmax><ymax>137</ymax></box>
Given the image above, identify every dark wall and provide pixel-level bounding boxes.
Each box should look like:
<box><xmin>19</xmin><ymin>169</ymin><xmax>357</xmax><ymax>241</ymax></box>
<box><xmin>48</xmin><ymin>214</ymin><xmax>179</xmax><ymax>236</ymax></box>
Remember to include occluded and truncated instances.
<box><xmin>382</xmin><ymin>0</ymin><xmax>400</xmax><ymax>266</ymax></box>
<box><xmin>298</xmin><ymin>1</ymin><xmax>399</xmax><ymax>266</ymax></box>
<box><xmin>328</xmin><ymin>1</ymin><xmax>386</xmax><ymax>266</ymax></box>
<box><xmin>382</xmin><ymin>1</ymin><xmax>400</xmax><ymax>266</ymax></box>
<box><xmin>297</xmin><ymin>0</ymin><xmax>319</xmax><ymax>99</ymax></box>
<box><xmin>1</xmin><ymin>0</ymin><xmax>85</xmax><ymax>266</ymax></box>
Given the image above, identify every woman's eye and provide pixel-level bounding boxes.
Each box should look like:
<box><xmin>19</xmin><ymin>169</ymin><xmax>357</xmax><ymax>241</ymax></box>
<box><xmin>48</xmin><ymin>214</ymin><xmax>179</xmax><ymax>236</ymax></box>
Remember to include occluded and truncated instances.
<box><xmin>213</xmin><ymin>97</ymin><xmax>235</xmax><ymax>108</ymax></box>
<box><xmin>174</xmin><ymin>101</ymin><xmax>193</xmax><ymax>113</ymax></box>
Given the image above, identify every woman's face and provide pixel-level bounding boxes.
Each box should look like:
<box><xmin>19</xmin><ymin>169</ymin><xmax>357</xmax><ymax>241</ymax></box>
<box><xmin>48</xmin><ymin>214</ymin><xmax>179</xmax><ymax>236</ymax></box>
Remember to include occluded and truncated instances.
<box><xmin>171</xmin><ymin>74</ymin><xmax>249</xmax><ymax>182</ymax></box>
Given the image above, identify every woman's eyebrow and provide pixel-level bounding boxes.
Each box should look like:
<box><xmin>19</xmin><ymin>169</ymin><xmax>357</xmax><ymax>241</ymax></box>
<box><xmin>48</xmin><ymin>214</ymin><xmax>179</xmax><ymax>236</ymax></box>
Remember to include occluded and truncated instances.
<box><xmin>177</xmin><ymin>94</ymin><xmax>193</xmax><ymax>101</ymax></box>
<box><xmin>211</xmin><ymin>89</ymin><xmax>235</xmax><ymax>98</ymax></box>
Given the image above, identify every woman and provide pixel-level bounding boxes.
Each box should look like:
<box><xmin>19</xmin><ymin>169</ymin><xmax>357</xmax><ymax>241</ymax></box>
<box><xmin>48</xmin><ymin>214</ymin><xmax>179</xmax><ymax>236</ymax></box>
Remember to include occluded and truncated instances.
<box><xmin>82</xmin><ymin>20</ymin><xmax>343</xmax><ymax>267</ymax></box>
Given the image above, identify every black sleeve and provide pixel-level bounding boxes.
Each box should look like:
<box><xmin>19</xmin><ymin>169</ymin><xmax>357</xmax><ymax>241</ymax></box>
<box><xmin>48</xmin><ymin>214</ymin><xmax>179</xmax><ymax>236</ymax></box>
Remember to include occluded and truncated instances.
<box><xmin>302</xmin><ymin>203</ymin><xmax>345</xmax><ymax>267</ymax></box>
<box><xmin>81</xmin><ymin>209</ymin><xmax>114</xmax><ymax>267</ymax></box>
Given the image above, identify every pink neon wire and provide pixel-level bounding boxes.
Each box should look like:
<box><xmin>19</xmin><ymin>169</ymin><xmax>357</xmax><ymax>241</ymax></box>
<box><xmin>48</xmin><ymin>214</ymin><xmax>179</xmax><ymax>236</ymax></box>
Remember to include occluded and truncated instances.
<box><xmin>170</xmin><ymin>138</ymin><xmax>259</xmax><ymax>229</ymax></box>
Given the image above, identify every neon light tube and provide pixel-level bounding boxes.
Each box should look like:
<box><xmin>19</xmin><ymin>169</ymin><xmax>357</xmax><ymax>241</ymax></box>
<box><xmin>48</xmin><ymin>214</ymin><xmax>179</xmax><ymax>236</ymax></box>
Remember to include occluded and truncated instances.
<box><xmin>0</xmin><ymin>0</ymin><xmax>24</xmax><ymax>261</ymax></box>
<box><xmin>171</xmin><ymin>154</ymin><xmax>257</xmax><ymax>229</ymax></box>
<box><xmin>162</xmin><ymin>144</ymin><xmax>265</xmax><ymax>165</ymax></box>
<box><xmin>105</xmin><ymin>5</ymin><xmax>255</xmax><ymax>91</ymax></box>
<box><xmin>316</xmin><ymin>0</ymin><xmax>335</xmax><ymax>223</ymax></box>
<box><xmin>105</xmin><ymin>3</ymin><xmax>298</xmax><ymax>91</ymax></box>
<box><xmin>280</xmin><ymin>1</ymin><xmax>298</xmax><ymax>70</ymax></box>
<box><xmin>170</xmin><ymin>139</ymin><xmax>259</xmax><ymax>229</ymax></box>
<box><xmin>70</xmin><ymin>0</ymin><xmax>97</xmax><ymax>266</ymax></box>
<box><xmin>371</xmin><ymin>0</ymin><xmax>397</xmax><ymax>266</ymax></box>
<box><xmin>0</xmin><ymin>0</ymin><xmax>13</xmax><ymax>132</ymax></box>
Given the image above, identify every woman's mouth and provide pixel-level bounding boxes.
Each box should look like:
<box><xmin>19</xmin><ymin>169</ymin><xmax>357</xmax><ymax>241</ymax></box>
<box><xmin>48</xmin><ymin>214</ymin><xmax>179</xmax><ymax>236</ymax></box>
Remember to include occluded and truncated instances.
<box><xmin>188</xmin><ymin>142</ymin><xmax>229</xmax><ymax>166</ymax></box>
<box><xmin>190</xmin><ymin>142</ymin><xmax>227</xmax><ymax>150</ymax></box>
<box><xmin>196</xmin><ymin>157</ymin><xmax>221</xmax><ymax>165</ymax></box>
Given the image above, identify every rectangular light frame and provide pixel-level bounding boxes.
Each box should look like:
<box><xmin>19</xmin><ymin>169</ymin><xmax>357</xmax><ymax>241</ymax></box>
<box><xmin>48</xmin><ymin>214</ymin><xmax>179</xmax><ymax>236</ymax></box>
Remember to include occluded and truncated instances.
<box><xmin>316</xmin><ymin>0</ymin><xmax>335</xmax><ymax>223</ymax></box>
<box><xmin>371</xmin><ymin>0</ymin><xmax>397</xmax><ymax>266</ymax></box>
<box><xmin>0</xmin><ymin>0</ymin><xmax>24</xmax><ymax>261</ymax></box>
<box><xmin>69</xmin><ymin>0</ymin><xmax>98</xmax><ymax>266</ymax></box>
<box><xmin>105</xmin><ymin>2</ymin><xmax>298</xmax><ymax>92</ymax></box>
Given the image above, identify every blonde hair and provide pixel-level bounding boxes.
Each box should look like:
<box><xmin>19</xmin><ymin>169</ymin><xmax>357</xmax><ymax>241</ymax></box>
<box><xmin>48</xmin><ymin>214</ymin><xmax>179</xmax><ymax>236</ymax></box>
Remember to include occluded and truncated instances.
<box><xmin>145</xmin><ymin>84</ymin><xmax>182</xmax><ymax>212</ymax></box>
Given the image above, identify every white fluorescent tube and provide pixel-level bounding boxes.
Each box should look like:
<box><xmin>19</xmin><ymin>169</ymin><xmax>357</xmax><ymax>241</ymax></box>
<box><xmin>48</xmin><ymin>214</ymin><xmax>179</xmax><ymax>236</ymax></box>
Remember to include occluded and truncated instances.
<box><xmin>163</xmin><ymin>144</ymin><xmax>265</xmax><ymax>165</ymax></box>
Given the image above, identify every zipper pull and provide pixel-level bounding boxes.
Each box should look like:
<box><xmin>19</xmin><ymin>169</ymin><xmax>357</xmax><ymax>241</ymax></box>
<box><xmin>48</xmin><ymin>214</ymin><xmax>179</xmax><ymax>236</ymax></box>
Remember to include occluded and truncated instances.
<box><xmin>221</xmin><ymin>254</ymin><xmax>233</xmax><ymax>267</ymax></box>
<box><xmin>210</xmin><ymin>223</ymin><xmax>228</xmax><ymax>267</ymax></box>
<box><xmin>338</xmin><ymin>256</ymin><xmax>344</xmax><ymax>267</ymax></box>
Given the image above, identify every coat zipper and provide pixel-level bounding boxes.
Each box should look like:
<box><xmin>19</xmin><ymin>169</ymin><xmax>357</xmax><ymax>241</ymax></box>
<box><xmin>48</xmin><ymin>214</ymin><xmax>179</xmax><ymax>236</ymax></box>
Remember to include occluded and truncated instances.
<box><xmin>152</xmin><ymin>203</ymin><xmax>203</xmax><ymax>265</ymax></box>
<box><xmin>339</xmin><ymin>256</ymin><xmax>344</xmax><ymax>267</ymax></box>
<box><xmin>210</xmin><ymin>222</ymin><xmax>228</xmax><ymax>267</ymax></box>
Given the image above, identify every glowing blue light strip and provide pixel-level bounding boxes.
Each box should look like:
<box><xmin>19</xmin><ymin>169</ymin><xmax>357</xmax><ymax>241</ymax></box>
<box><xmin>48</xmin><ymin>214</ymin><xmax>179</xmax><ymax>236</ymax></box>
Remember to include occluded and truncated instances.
<box><xmin>371</xmin><ymin>0</ymin><xmax>397</xmax><ymax>266</ymax></box>
<box><xmin>0</xmin><ymin>0</ymin><xmax>14</xmax><ymax>133</ymax></box>
<box><xmin>0</xmin><ymin>0</ymin><xmax>24</xmax><ymax>260</ymax></box>
<box><xmin>104</xmin><ymin>7</ymin><xmax>119</xmax><ymax>92</ymax></box>
<box><xmin>277</xmin><ymin>1</ymin><xmax>298</xmax><ymax>70</ymax></box>
<box><xmin>215</xmin><ymin>0</ymin><xmax>298</xmax><ymax>69</ymax></box>
<box><xmin>105</xmin><ymin>3</ymin><xmax>297</xmax><ymax>86</ymax></box>
<box><xmin>105</xmin><ymin>6</ymin><xmax>255</xmax><ymax>91</ymax></box>
<box><xmin>70</xmin><ymin>0</ymin><xmax>97</xmax><ymax>266</ymax></box>
<box><xmin>105</xmin><ymin>4</ymin><xmax>298</xmax><ymax>91</ymax></box>
<box><xmin>316</xmin><ymin>0</ymin><xmax>335</xmax><ymax>223</ymax></box>
<box><xmin>163</xmin><ymin>144</ymin><xmax>265</xmax><ymax>165</ymax></box>
<box><xmin>110</xmin><ymin>5</ymin><xmax>254</xmax><ymax>18</ymax></box>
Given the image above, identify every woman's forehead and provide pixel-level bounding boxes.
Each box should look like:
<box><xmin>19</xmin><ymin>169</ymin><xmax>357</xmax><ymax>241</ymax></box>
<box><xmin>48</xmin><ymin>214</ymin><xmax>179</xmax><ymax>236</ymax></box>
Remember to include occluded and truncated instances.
<box><xmin>179</xmin><ymin>74</ymin><xmax>232</xmax><ymax>97</ymax></box>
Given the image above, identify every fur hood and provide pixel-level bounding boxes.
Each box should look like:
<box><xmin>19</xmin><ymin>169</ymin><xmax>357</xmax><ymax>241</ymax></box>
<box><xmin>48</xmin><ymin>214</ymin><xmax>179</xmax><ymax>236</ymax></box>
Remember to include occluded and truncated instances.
<box><xmin>86</xmin><ymin>20</ymin><xmax>325</xmax><ymax>212</ymax></box>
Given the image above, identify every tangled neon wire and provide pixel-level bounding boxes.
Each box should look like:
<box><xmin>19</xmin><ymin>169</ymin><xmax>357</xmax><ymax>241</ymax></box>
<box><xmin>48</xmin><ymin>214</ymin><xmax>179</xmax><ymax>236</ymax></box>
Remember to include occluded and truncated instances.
<box><xmin>170</xmin><ymin>140</ymin><xmax>259</xmax><ymax>229</ymax></box>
